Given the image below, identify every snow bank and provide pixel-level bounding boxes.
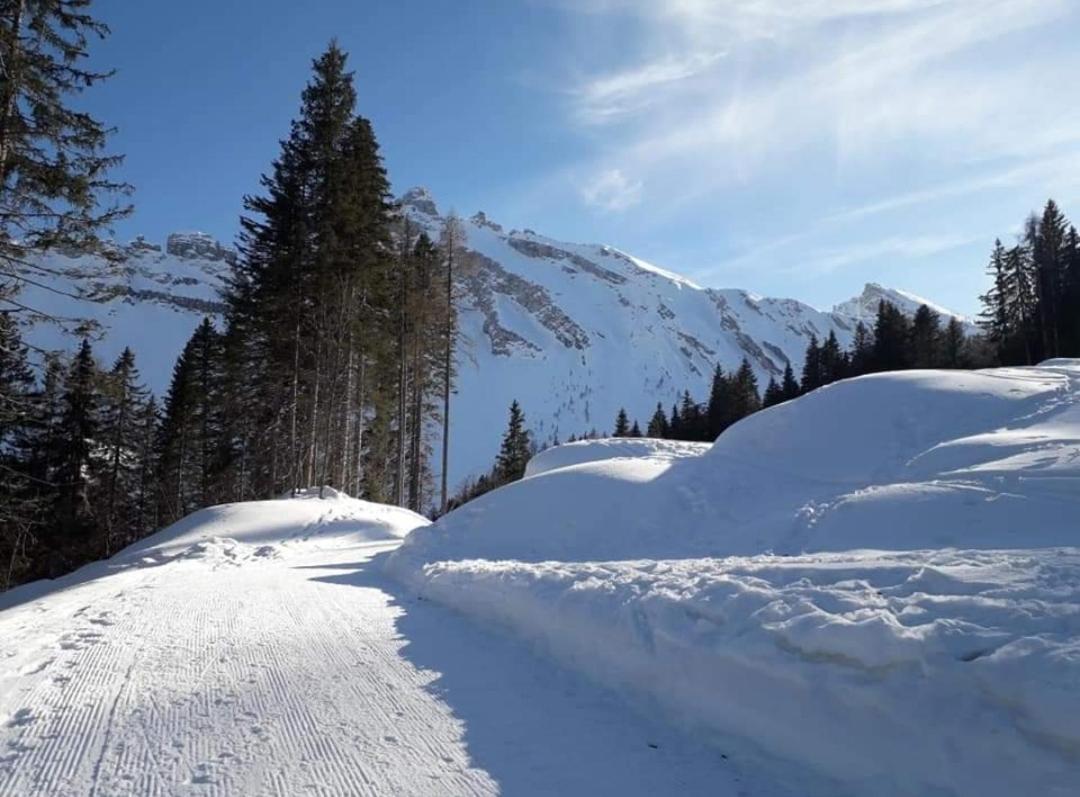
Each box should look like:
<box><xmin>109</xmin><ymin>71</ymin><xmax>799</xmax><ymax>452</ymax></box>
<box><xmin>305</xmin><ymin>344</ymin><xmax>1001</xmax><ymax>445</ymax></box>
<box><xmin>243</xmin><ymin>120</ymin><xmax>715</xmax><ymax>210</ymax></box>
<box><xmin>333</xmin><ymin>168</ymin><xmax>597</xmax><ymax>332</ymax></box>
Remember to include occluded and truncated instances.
<box><xmin>524</xmin><ymin>437</ymin><xmax>709</xmax><ymax>478</ymax></box>
<box><xmin>399</xmin><ymin>363</ymin><xmax>1080</xmax><ymax>563</ymax></box>
<box><xmin>125</xmin><ymin>491</ymin><xmax>428</xmax><ymax>561</ymax></box>
<box><xmin>389</xmin><ymin>362</ymin><xmax>1080</xmax><ymax>795</ymax></box>
<box><xmin>393</xmin><ymin>551</ymin><xmax>1080</xmax><ymax>796</ymax></box>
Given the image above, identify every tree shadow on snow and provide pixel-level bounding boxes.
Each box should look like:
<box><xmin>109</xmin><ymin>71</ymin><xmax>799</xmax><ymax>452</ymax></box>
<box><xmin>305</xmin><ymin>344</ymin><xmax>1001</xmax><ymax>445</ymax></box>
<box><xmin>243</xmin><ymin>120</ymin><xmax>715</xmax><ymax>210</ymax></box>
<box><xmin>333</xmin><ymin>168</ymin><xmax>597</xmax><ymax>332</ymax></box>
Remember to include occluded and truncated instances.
<box><xmin>308</xmin><ymin>552</ymin><xmax>762</xmax><ymax>797</ymax></box>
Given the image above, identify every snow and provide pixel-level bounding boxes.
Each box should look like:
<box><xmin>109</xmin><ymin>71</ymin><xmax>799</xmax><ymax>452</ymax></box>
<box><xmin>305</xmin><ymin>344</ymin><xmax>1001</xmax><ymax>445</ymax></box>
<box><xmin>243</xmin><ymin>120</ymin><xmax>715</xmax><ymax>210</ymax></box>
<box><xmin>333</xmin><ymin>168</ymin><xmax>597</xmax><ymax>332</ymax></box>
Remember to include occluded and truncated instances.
<box><xmin>0</xmin><ymin>494</ymin><xmax>802</xmax><ymax>796</ymax></box>
<box><xmin>524</xmin><ymin>437</ymin><xmax>709</xmax><ymax>478</ymax></box>
<box><xmin>388</xmin><ymin>361</ymin><xmax>1080</xmax><ymax>796</ymax></box>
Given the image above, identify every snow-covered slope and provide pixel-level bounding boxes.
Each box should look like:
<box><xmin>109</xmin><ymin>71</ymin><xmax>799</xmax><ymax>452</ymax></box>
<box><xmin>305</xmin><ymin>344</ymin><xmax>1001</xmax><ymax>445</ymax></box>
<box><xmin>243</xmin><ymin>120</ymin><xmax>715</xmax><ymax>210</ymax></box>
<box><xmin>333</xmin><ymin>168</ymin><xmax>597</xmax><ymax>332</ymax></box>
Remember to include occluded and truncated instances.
<box><xmin>19</xmin><ymin>235</ymin><xmax>229</xmax><ymax>390</ymax></box>
<box><xmin>0</xmin><ymin>493</ymin><xmax>804</xmax><ymax>797</ymax></box>
<box><xmin>19</xmin><ymin>192</ymin><xmax>972</xmax><ymax>489</ymax></box>
<box><xmin>389</xmin><ymin>361</ymin><xmax>1080</xmax><ymax>796</ymax></box>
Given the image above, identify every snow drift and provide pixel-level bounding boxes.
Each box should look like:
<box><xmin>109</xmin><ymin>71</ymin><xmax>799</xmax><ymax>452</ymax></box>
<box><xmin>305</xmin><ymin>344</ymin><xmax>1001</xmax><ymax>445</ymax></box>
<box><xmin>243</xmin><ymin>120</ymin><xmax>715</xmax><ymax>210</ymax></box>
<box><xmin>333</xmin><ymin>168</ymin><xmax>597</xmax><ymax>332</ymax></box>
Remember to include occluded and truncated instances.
<box><xmin>389</xmin><ymin>361</ymin><xmax>1080</xmax><ymax>796</ymax></box>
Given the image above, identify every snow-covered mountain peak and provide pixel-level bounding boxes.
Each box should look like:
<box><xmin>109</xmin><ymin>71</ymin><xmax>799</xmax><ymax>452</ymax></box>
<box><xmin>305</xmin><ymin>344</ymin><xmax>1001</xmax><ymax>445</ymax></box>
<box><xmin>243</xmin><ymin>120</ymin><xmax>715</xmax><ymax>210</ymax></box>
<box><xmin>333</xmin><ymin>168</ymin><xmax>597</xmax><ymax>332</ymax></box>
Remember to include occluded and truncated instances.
<box><xmin>399</xmin><ymin>185</ymin><xmax>439</xmax><ymax>218</ymax></box>
<box><xmin>833</xmin><ymin>282</ymin><xmax>973</xmax><ymax>329</ymax></box>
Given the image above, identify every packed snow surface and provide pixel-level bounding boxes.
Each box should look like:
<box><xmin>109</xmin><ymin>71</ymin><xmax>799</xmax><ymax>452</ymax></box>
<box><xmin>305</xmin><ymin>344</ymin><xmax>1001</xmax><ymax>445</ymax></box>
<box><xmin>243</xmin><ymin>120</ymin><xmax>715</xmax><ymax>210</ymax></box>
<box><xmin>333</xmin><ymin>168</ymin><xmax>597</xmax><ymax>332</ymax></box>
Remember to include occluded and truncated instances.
<box><xmin>0</xmin><ymin>493</ymin><xmax>801</xmax><ymax>796</ymax></box>
<box><xmin>389</xmin><ymin>361</ymin><xmax>1080</xmax><ymax>796</ymax></box>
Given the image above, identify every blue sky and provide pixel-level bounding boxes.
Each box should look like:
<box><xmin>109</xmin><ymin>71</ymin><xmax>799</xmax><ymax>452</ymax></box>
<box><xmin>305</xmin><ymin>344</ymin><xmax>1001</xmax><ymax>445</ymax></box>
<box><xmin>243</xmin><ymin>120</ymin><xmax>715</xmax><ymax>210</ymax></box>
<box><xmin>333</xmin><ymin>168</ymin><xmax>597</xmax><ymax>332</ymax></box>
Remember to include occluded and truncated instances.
<box><xmin>89</xmin><ymin>0</ymin><xmax>1080</xmax><ymax>314</ymax></box>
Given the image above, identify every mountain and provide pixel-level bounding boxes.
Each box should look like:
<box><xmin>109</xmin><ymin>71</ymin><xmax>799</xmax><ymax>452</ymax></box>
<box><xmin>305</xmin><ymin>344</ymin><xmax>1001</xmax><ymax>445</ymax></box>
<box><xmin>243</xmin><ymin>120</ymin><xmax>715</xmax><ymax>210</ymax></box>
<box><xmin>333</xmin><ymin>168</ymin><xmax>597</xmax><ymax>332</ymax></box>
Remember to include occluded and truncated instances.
<box><xmin>832</xmin><ymin>282</ymin><xmax>977</xmax><ymax>332</ymax></box>
<box><xmin>18</xmin><ymin>189</ymin><xmax>973</xmax><ymax>489</ymax></box>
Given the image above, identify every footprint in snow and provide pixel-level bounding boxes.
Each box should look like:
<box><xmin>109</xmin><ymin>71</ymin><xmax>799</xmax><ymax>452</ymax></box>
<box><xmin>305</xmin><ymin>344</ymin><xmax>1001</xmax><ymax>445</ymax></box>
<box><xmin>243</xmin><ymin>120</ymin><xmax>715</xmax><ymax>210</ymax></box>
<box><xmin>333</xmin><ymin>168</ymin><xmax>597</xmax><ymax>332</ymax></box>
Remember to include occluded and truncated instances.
<box><xmin>5</xmin><ymin>708</ymin><xmax>35</xmax><ymax>728</ymax></box>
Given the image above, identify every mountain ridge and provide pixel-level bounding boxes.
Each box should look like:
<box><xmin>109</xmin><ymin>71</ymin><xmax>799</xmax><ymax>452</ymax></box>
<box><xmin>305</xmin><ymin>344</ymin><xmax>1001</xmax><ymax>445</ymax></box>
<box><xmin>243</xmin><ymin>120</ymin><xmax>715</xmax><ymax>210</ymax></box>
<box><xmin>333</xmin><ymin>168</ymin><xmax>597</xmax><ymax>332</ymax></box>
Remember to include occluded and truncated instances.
<box><xmin>19</xmin><ymin>190</ymin><xmax>973</xmax><ymax>489</ymax></box>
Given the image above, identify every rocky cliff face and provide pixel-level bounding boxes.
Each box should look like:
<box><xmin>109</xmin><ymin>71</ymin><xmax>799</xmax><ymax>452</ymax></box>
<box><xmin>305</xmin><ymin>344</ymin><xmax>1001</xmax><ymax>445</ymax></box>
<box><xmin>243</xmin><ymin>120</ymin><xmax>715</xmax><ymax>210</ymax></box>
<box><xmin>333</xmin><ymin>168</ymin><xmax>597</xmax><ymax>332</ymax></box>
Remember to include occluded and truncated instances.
<box><xmin>19</xmin><ymin>197</ymin><xmax>971</xmax><ymax>489</ymax></box>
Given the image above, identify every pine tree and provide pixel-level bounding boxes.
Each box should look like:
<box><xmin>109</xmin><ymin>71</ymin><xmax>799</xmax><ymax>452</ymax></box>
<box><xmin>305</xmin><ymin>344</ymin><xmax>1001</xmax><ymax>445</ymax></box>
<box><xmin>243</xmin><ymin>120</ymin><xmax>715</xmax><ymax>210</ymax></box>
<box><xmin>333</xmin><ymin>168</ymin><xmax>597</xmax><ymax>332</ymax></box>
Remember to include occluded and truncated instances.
<box><xmin>819</xmin><ymin>331</ymin><xmax>845</xmax><ymax>385</ymax></box>
<box><xmin>438</xmin><ymin>213</ymin><xmax>464</xmax><ymax>514</ymax></box>
<box><xmin>705</xmin><ymin>364</ymin><xmax>728</xmax><ymax>438</ymax></box>
<box><xmin>780</xmin><ymin>362</ymin><xmax>801</xmax><ymax>401</ymax></box>
<box><xmin>98</xmin><ymin>347</ymin><xmax>148</xmax><ymax>555</ymax></box>
<box><xmin>55</xmin><ymin>339</ymin><xmax>100</xmax><ymax>547</ymax></box>
<box><xmin>800</xmin><ymin>334</ymin><xmax>823</xmax><ymax>393</ymax></box>
<box><xmin>0</xmin><ymin>311</ymin><xmax>36</xmax><ymax>587</ymax></box>
<box><xmin>730</xmin><ymin>358</ymin><xmax>761</xmax><ymax>421</ymax></box>
<box><xmin>910</xmin><ymin>304</ymin><xmax>942</xmax><ymax>368</ymax></box>
<box><xmin>629</xmin><ymin>420</ymin><xmax>642</xmax><ymax>437</ymax></box>
<box><xmin>668</xmin><ymin>402</ymin><xmax>681</xmax><ymax>439</ymax></box>
<box><xmin>646</xmin><ymin>402</ymin><xmax>668</xmax><ymax>438</ymax></box>
<box><xmin>613</xmin><ymin>407</ymin><xmax>630</xmax><ymax>437</ymax></box>
<box><xmin>872</xmin><ymin>300</ymin><xmax>911</xmax><ymax>372</ymax></box>
<box><xmin>0</xmin><ymin>0</ymin><xmax>131</xmax><ymax>320</ymax></box>
<box><xmin>494</xmin><ymin>400</ymin><xmax>531</xmax><ymax>484</ymax></box>
<box><xmin>1028</xmin><ymin>200</ymin><xmax>1069</xmax><ymax>358</ymax></box>
<box><xmin>849</xmin><ymin>322</ymin><xmax>874</xmax><ymax>376</ymax></box>
<box><xmin>762</xmin><ymin>377</ymin><xmax>783</xmax><ymax>408</ymax></box>
<box><xmin>941</xmin><ymin>317</ymin><xmax>966</xmax><ymax>369</ymax></box>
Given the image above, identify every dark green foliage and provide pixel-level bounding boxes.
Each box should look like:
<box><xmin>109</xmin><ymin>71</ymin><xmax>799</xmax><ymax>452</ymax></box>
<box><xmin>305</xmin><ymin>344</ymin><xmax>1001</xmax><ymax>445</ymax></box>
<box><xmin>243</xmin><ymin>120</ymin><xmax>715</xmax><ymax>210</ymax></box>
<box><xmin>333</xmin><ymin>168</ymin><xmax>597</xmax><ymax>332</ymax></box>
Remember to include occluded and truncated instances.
<box><xmin>613</xmin><ymin>407</ymin><xmax>630</xmax><ymax>437</ymax></box>
<box><xmin>495</xmin><ymin>400</ymin><xmax>531</xmax><ymax>483</ymax></box>
<box><xmin>978</xmin><ymin>200</ymin><xmax>1080</xmax><ymax>364</ymax></box>
<box><xmin>0</xmin><ymin>0</ymin><xmax>130</xmax><ymax>319</ymax></box>
<box><xmin>646</xmin><ymin>402</ymin><xmax>668</xmax><ymax>438</ymax></box>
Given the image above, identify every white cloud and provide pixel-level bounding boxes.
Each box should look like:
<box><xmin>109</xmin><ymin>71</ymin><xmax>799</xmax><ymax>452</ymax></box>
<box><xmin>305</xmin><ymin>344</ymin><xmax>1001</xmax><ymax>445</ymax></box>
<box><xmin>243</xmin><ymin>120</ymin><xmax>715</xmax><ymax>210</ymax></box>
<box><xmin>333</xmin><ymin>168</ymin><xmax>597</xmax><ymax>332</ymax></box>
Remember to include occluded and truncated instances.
<box><xmin>550</xmin><ymin>0</ymin><xmax>1080</xmax><ymax>216</ymax></box>
<box><xmin>580</xmin><ymin>169</ymin><xmax>644</xmax><ymax>211</ymax></box>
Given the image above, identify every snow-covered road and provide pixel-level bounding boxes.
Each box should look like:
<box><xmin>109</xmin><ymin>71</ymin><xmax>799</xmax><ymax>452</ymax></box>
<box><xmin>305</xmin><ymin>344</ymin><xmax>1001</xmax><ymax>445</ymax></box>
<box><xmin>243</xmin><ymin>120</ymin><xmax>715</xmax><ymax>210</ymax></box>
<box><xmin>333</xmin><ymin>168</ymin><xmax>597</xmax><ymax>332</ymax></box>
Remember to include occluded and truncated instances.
<box><xmin>0</xmin><ymin>502</ymin><xmax>788</xmax><ymax>796</ymax></box>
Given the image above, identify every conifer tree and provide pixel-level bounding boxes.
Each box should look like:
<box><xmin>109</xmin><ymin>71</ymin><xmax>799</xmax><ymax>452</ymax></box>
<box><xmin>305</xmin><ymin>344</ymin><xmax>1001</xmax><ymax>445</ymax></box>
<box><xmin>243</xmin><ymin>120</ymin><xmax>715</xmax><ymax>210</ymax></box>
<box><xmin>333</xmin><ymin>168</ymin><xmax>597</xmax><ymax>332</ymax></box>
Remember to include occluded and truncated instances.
<box><xmin>910</xmin><ymin>305</ymin><xmax>942</xmax><ymax>368</ymax></box>
<box><xmin>762</xmin><ymin>377</ymin><xmax>783</xmax><ymax>408</ymax></box>
<box><xmin>0</xmin><ymin>0</ymin><xmax>131</xmax><ymax>319</ymax></box>
<box><xmin>872</xmin><ymin>300</ymin><xmax>912</xmax><ymax>372</ymax></box>
<box><xmin>780</xmin><ymin>362</ymin><xmax>801</xmax><ymax>401</ymax></box>
<box><xmin>98</xmin><ymin>348</ymin><xmax>148</xmax><ymax>554</ymax></box>
<box><xmin>730</xmin><ymin>358</ymin><xmax>761</xmax><ymax>421</ymax></box>
<box><xmin>494</xmin><ymin>400</ymin><xmax>531</xmax><ymax>484</ymax></box>
<box><xmin>941</xmin><ymin>317</ymin><xmax>966</xmax><ymax>369</ymax></box>
<box><xmin>849</xmin><ymin>322</ymin><xmax>874</xmax><ymax>376</ymax></box>
<box><xmin>819</xmin><ymin>331</ymin><xmax>845</xmax><ymax>385</ymax></box>
<box><xmin>646</xmin><ymin>402</ymin><xmax>668</xmax><ymax>438</ymax></box>
<box><xmin>0</xmin><ymin>311</ymin><xmax>36</xmax><ymax>586</ymax></box>
<box><xmin>55</xmin><ymin>339</ymin><xmax>99</xmax><ymax>546</ymax></box>
<box><xmin>438</xmin><ymin>214</ymin><xmax>464</xmax><ymax>514</ymax></box>
<box><xmin>705</xmin><ymin>364</ymin><xmax>728</xmax><ymax>438</ymax></box>
<box><xmin>629</xmin><ymin>420</ymin><xmax>642</xmax><ymax>437</ymax></box>
<box><xmin>613</xmin><ymin>407</ymin><xmax>630</xmax><ymax>437</ymax></box>
<box><xmin>800</xmin><ymin>334</ymin><xmax>823</xmax><ymax>393</ymax></box>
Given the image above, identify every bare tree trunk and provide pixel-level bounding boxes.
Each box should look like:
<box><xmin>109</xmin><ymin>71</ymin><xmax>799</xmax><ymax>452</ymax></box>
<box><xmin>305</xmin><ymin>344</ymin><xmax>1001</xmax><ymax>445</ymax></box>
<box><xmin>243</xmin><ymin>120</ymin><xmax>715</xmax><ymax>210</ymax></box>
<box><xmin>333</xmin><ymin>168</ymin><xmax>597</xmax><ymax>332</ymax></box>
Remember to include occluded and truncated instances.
<box><xmin>440</xmin><ymin>243</ymin><xmax>454</xmax><ymax>514</ymax></box>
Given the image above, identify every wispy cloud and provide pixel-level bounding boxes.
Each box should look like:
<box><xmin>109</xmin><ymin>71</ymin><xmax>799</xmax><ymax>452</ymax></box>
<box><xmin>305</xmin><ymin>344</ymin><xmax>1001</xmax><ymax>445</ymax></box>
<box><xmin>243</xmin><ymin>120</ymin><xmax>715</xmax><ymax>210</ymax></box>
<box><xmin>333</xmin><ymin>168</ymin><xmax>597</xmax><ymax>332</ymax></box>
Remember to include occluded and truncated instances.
<box><xmin>548</xmin><ymin>0</ymin><xmax>1079</xmax><ymax>214</ymax></box>
<box><xmin>579</xmin><ymin>168</ymin><xmax>644</xmax><ymax>211</ymax></box>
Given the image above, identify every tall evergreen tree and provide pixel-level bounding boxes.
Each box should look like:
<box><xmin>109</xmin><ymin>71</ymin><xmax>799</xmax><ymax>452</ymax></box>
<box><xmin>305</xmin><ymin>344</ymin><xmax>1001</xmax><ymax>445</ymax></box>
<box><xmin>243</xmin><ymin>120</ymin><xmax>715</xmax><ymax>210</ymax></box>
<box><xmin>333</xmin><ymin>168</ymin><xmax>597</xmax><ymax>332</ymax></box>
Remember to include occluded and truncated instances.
<box><xmin>872</xmin><ymin>300</ymin><xmax>911</xmax><ymax>372</ymax></box>
<box><xmin>494</xmin><ymin>400</ymin><xmax>531</xmax><ymax>484</ymax></box>
<box><xmin>98</xmin><ymin>347</ymin><xmax>148</xmax><ymax>554</ymax></box>
<box><xmin>780</xmin><ymin>362</ymin><xmax>801</xmax><ymax>401</ymax></box>
<box><xmin>612</xmin><ymin>407</ymin><xmax>630</xmax><ymax>437</ymax></box>
<box><xmin>800</xmin><ymin>334</ymin><xmax>823</xmax><ymax>393</ymax></box>
<box><xmin>646</xmin><ymin>402</ymin><xmax>668</xmax><ymax>438</ymax></box>
<box><xmin>55</xmin><ymin>339</ymin><xmax>99</xmax><ymax>547</ymax></box>
<box><xmin>0</xmin><ymin>0</ymin><xmax>130</xmax><ymax>320</ymax></box>
<box><xmin>910</xmin><ymin>304</ymin><xmax>942</xmax><ymax>368</ymax></box>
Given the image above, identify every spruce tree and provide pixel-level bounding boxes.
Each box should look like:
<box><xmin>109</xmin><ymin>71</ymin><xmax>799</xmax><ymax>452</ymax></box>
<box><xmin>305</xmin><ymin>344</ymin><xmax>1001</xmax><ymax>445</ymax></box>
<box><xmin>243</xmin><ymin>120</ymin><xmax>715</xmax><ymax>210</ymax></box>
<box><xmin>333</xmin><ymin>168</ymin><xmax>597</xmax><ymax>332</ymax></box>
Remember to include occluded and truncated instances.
<box><xmin>0</xmin><ymin>0</ymin><xmax>130</xmax><ymax>317</ymax></box>
<box><xmin>872</xmin><ymin>300</ymin><xmax>911</xmax><ymax>372</ymax></box>
<box><xmin>494</xmin><ymin>400</ymin><xmax>531</xmax><ymax>484</ymax></box>
<box><xmin>98</xmin><ymin>347</ymin><xmax>148</xmax><ymax>554</ymax></box>
<box><xmin>0</xmin><ymin>311</ymin><xmax>36</xmax><ymax>586</ymax></box>
<box><xmin>910</xmin><ymin>305</ymin><xmax>942</xmax><ymax>368</ymax></box>
<box><xmin>780</xmin><ymin>362</ymin><xmax>801</xmax><ymax>401</ymax></box>
<box><xmin>849</xmin><ymin>322</ymin><xmax>874</xmax><ymax>377</ymax></box>
<box><xmin>941</xmin><ymin>317</ymin><xmax>966</xmax><ymax>369</ymax></box>
<box><xmin>629</xmin><ymin>420</ymin><xmax>642</xmax><ymax>437</ymax></box>
<box><xmin>705</xmin><ymin>364</ymin><xmax>728</xmax><ymax>438</ymax></box>
<box><xmin>800</xmin><ymin>334</ymin><xmax>822</xmax><ymax>393</ymax></box>
<box><xmin>646</xmin><ymin>402</ymin><xmax>668</xmax><ymax>438</ymax></box>
<box><xmin>762</xmin><ymin>377</ymin><xmax>783</xmax><ymax>408</ymax></box>
<box><xmin>55</xmin><ymin>339</ymin><xmax>99</xmax><ymax>547</ymax></box>
<box><xmin>613</xmin><ymin>407</ymin><xmax>630</xmax><ymax>437</ymax></box>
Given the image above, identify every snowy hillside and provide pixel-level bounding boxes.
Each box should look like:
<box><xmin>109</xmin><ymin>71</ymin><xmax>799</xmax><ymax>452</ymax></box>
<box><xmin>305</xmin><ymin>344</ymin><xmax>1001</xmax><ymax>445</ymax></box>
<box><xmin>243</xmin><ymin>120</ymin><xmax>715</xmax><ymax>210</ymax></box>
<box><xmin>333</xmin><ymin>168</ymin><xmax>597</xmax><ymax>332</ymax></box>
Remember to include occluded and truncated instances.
<box><xmin>19</xmin><ymin>236</ymin><xmax>229</xmax><ymax>390</ymax></box>
<box><xmin>389</xmin><ymin>360</ymin><xmax>1080</xmax><ymax>796</ymax></box>
<box><xmin>19</xmin><ymin>192</ymin><xmax>971</xmax><ymax>488</ymax></box>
